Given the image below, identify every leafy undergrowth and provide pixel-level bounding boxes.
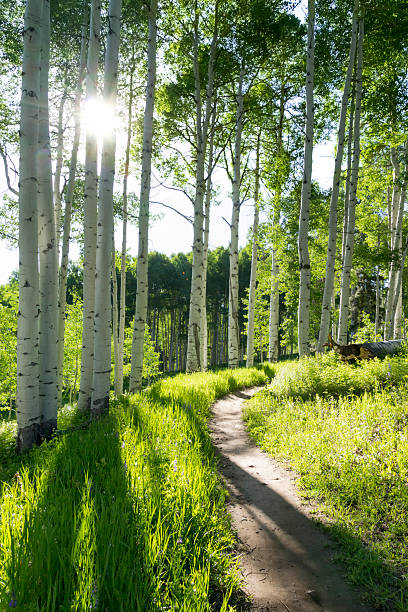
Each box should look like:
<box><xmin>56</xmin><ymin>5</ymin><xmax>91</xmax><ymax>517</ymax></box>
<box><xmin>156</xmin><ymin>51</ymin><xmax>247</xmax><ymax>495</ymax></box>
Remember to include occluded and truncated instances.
<box><xmin>244</xmin><ymin>354</ymin><xmax>408</xmax><ymax>611</ymax></box>
<box><xmin>0</xmin><ymin>365</ymin><xmax>270</xmax><ymax>611</ymax></box>
<box><xmin>268</xmin><ymin>352</ymin><xmax>408</xmax><ymax>399</ymax></box>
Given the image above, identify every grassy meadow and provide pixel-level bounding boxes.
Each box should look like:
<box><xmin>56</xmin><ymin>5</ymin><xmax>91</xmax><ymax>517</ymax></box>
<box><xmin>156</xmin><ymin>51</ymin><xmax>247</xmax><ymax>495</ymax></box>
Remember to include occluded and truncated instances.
<box><xmin>0</xmin><ymin>366</ymin><xmax>271</xmax><ymax>611</ymax></box>
<box><xmin>244</xmin><ymin>353</ymin><xmax>408</xmax><ymax>611</ymax></box>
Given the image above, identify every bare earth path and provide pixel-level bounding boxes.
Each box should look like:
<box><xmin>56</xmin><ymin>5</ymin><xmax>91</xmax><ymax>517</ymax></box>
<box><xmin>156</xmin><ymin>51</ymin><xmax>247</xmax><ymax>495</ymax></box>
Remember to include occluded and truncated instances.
<box><xmin>209</xmin><ymin>388</ymin><xmax>372</xmax><ymax>612</ymax></box>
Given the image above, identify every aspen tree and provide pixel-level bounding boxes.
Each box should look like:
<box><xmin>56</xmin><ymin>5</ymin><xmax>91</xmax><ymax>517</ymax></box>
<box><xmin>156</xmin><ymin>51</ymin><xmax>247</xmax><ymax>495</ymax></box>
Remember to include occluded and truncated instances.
<box><xmin>116</xmin><ymin>59</ymin><xmax>135</xmax><ymax>395</ymax></box>
<box><xmin>78</xmin><ymin>0</ymin><xmax>101</xmax><ymax>411</ymax></box>
<box><xmin>317</xmin><ymin>1</ymin><xmax>358</xmax><ymax>352</ymax></box>
<box><xmin>92</xmin><ymin>0</ymin><xmax>122</xmax><ymax>413</ymax></box>
<box><xmin>53</xmin><ymin>90</ymin><xmax>67</xmax><ymax>256</ymax></box>
<box><xmin>16</xmin><ymin>0</ymin><xmax>43</xmax><ymax>450</ymax></box>
<box><xmin>337</xmin><ymin>15</ymin><xmax>364</xmax><ymax>344</ymax></box>
<box><xmin>228</xmin><ymin>65</ymin><xmax>245</xmax><ymax>369</ymax></box>
<box><xmin>268</xmin><ymin>87</ymin><xmax>285</xmax><ymax>362</ymax></box>
<box><xmin>200</xmin><ymin>104</ymin><xmax>217</xmax><ymax>371</ymax></box>
<box><xmin>38</xmin><ymin>0</ymin><xmax>59</xmax><ymax>436</ymax></box>
<box><xmin>384</xmin><ymin>144</ymin><xmax>407</xmax><ymax>339</ymax></box>
<box><xmin>246</xmin><ymin>133</ymin><xmax>261</xmax><ymax>368</ymax></box>
<box><xmin>129</xmin><ymin>0</ymin><xmax>157</xmax><ymax>392</ymax></box>
<box><xmin>57</xmin><ymin>15</ymin><xmax>88</xmax><ymax>407</ymax></box>
<box><xmin>297</xmin><ymin>0</ymin><xmax>315</xmax><ymax>357</ymax></box>
<box><xmin>186</xmin><ymin>0</ymin><xmax>218</xmax><ymax>372</ymax></box>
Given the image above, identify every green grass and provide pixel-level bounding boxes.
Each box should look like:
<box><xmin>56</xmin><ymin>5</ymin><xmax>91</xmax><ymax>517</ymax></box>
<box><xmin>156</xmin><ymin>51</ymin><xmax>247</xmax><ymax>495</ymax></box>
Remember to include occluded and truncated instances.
<box><xmin>0</xmin><ymin>365</ymin><xmax>271</xmax><ymax>611</ymax></box>
<box><xmin>244</xmin><ymin>354</ymin><xmax>408</xmax><ymax>611</ymax></box>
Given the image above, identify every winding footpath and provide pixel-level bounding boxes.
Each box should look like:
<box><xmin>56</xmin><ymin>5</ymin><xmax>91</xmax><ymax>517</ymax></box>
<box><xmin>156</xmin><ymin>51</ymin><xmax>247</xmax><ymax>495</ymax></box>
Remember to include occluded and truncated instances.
<box><xmin>209</xmin><ymin>388</ymin><xmax>372</xmax><ymax>612</ymax></box>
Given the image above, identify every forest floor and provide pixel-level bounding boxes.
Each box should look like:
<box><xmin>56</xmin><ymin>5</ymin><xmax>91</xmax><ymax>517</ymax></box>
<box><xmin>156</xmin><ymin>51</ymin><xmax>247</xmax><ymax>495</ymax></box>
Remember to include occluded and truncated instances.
<box><xmin>209</xmin><ymin>388</ymin><xmax>372</xmax><ymax>612</ymax></box>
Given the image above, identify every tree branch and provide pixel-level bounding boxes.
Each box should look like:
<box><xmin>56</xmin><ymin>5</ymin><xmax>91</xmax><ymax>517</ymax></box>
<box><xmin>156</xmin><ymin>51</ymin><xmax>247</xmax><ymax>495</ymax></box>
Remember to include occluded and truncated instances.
<box><xmin>0</xmin><ymin>146</ymin><xmax>19</xmax><ymax>196</ymax></box>
<box><xmin>151</xmin><ymin>200</ymin><xmax>193</xmax><ymax>224</ymax></box>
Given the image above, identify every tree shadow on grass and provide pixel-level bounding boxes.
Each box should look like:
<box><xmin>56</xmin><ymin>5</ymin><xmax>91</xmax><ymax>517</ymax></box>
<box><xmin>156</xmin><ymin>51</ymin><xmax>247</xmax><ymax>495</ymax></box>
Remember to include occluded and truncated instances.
<box><xmin>0</xmin><ymin>411</ymin><xmax>154</xmax><ymax>610</ymax></box>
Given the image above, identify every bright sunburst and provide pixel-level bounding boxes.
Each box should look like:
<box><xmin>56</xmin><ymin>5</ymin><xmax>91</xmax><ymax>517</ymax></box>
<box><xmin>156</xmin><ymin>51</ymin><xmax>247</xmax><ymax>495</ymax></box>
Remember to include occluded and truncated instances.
<box><xmin>81</xmin><ymin>98</ymin><xmax>119</xmax><ymax>139</ymax></box>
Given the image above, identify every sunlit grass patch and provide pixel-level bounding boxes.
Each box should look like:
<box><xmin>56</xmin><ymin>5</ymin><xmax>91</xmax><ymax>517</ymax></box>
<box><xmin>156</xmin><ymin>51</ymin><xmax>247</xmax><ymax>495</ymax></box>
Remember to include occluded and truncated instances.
<box><xmin>0</xmin><ymin>365</ymin><xmax>270</xmax><ymax>610</ymax></box>
<box><xmin>244</xmin><ymin>355</ymin><xmax>408</xmax><ymax>610</ymax></box>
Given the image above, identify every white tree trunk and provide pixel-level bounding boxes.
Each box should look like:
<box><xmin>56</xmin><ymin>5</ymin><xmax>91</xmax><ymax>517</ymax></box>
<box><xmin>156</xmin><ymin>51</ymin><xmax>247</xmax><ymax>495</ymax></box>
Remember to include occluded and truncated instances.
<box><xmin>200</xmin><ymin>104</ymin><xmax>216</xmax><ymax>371</ymax></box>
<box><xmin>317</xmin><ymin>2</ymin><xmax>358</xmax><ymax>352</ymax></box>
<box><xmin>298</xmin><ymin>0</ymin><xmax>315</xmax><ymax>357</ymax></box>
<box><xmin>112</xmin><ymin>240</ymin><xmax>120</xmax><ymax>388</ymax></box>
<box><xmin>384</xmin><ymin>147</ymin><xmax>406</xmax><ymax>339</ymax></box>
<box><xmin>38</xmin><ymin>0</ymin><xmax>59</xmax><ymax>437</ymax></box>
<box><xmin>269</xmin><ymin>248</ymin><xmax>280</xmax><ymax>361</ymax></box>
<box><xmin>91</xmin><ymin>0</ymin><xmax>122</xmax><ymax>413</ymax></box>
<box><xmin>246</xmin><ymin>134</ymin><xmax>260</xmax><ymax>368</ymax></box>
<box><xmin>392</xmin><ymin>233</ymin><xmax>408</xmax><ymax>338</ymax></box>
<box><xmin>375</xmin><ymin>233</ymin><xmax>380</xmax><ymax>337</ymax></box>
<box><xmin>337</xmin><ymin>16</ymin><xmax>364</xmax><ymax>344</ymax></box>
<box><xmin>16</xmin><ymin>0</ymin><xmax>43</xmax><ymax>451</ymax></box>
<box><xmin>57</xmin><ymin>17</ymin><xmax>88</xmax><ymax>407</ymax></box>
<box><xmin>201</xmin><ymin>159</ymin><xmax>211</xmax><ymax>371</ymax></box>
<box><xmin>78</xmin><ymin>0</ymin><xmax>101</xmax><ymax>411</ymax></box>
<box><xmin>129</xmin><ymin>0</ymin><xmax>157</xmax><ymax>392</ymax></box>
<box><xmin>53</xmin><ymin>90</ymin><xmax>67</xmax><ymax>256</ymax></box>
<box><xmin>228</xmin><ymin>66</ymin><xmax>244</xmax><ymax>369</ymax></box>
<box><xmin>186</xmin><ymin>2</ymin><xmax>218</xmax><ymax>372</ymax></box>
<box><xmin>116</xmin><ymin>61</ymin><xmax>135</xmax><ymax>395</ymax></box>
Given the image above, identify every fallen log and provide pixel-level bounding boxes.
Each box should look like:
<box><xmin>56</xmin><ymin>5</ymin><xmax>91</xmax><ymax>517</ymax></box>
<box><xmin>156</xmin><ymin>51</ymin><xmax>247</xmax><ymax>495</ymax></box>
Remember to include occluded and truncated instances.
<box><xmin>326</xmin><ymin>334</ymin><xmax>404</xmax><ymax>361</ymax></box>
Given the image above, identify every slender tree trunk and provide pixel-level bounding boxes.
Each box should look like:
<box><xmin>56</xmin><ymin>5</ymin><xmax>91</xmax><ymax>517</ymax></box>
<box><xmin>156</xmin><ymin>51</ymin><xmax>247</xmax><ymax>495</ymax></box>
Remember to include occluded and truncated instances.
<box><xmin>78</xmin><ymin>0</ymin><xmax>101</xmax><ymax>411</ymax></box>
<box><xmin>298</xmin><ymin>0</ymin><xmax>315</xmax><ymax>357</ymax></box>
<box><xmin>317</xmin><ymin>2</ymin><xmax>358</xmax><ymax>351</ymax></box>
<box><xmin>375</xmin><ymin>233</ymin><xmax>380</xmax><ymax>338</ymax></box>
<box><xmin>54</xmin><ymin>90</ymin><xmax>67</xmax><ymax>255</ymax></box>
<box><xmin>391</xmin><ymin>233</ymin><xmax>408</xmax><ymax>337</ymax></box>
<box><xmin>340</xmin><ymin>83</ymin><xmax>355</xmax><ymax>272</ymax></box>
<box><xmin>246</xmin><ymin>133</ymin><xmax>261</xmax><ymax>367</ymax></box>
<box><xmin>268</xmin><ymin>86</ymin><xmax>285</xmax><ymax>362</ymax></box>
<box><xmin>38</xmin><ymin>0</ymin><xmax>59</xmax><ymax>438</ymax></box>
<box><xmin>129</xmin><ymin>0</ymin><xmax>157</xmax><ymax>391</ymax></box>
<box><xmin>228</xmin><ymin>66</ymin><xmax>244</xmax><ymax>368</ymax></box>
<box><xmin>116</xmin><ymin>56</ymin><xmax>135</xmax><ymax>394</ymax></box>
<box><xmin>16</xmin><ymin>0</ymin><xmax>43</xmax><ymax>451</ymax></box>
<box><xmin>57</xmin><ymin>17</ymin><xmax>87</xmax><ymax>409</ymax></box>
<box><xmin>200</xmin><ymin>105</ymin><xmax>216</xmax><ymax>371</ymax></box>
<box><xmin>337</xmin><ymin>16</ymin><xmax>364</xmax><ymax>344</ymax></box>
<box><xmin>91</xmin><ymin>0</ymin><xmax>122</xmax><ymax>414</ymax></box>
<box><xmin>112</xmin><ymin>242</ymin><xmax>120</xmax><ymax>393</ymax></box>
<box><xmin>269</xmin><ymin>249</ymin><xmax>280</xmax><ymax>361</ymax></box>
<box><xmin>385</xmin><ymin>146</ymin><xmax>406</xmax><ymax>339</ymax></box>
<box><xmin>186</xmin><ymin>1</ymin><xmax>218</xmax><ymax>372</ymax></box>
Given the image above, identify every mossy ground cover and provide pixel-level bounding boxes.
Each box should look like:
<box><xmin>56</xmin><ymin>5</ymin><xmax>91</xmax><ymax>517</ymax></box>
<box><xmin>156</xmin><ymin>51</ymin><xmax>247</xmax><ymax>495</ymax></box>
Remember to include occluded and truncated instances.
<box><xmin>244</xmin><ymin>353</ymin><xmax>408</xmax><ymax>611</ymax></box>
<box><xmin>0</xmin><ymin>366</ymin><xmax>270</xmax><ymax>611</ymax></box>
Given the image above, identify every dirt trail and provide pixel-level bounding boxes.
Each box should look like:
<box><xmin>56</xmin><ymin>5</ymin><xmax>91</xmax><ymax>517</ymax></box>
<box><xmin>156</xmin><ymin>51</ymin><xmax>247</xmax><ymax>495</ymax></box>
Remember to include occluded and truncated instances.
<box><xmin>209</xmin><ymin>388</ymin><xmax>372</xmax><ymax>612</ymax></box>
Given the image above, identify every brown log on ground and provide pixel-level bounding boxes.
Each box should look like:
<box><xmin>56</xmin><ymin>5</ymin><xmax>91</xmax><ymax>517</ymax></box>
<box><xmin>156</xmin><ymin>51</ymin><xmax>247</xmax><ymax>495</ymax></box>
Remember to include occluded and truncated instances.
<box><xmin>326</xmin><ymin>334</ymin><xmax>404</xmax><ymax>361</ymax></box>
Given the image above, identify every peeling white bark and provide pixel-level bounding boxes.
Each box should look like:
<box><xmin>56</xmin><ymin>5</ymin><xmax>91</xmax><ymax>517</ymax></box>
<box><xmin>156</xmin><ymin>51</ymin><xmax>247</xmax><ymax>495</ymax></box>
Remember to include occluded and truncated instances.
<box><xmin>129</xmin><ymin>0</ymin><xmax>157</xmax><ymax>392</ymax></box>
<box><xmin>298</xmin><ymin>0</ymin><xmax>315</xmax><ymax>357</ymax></box>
